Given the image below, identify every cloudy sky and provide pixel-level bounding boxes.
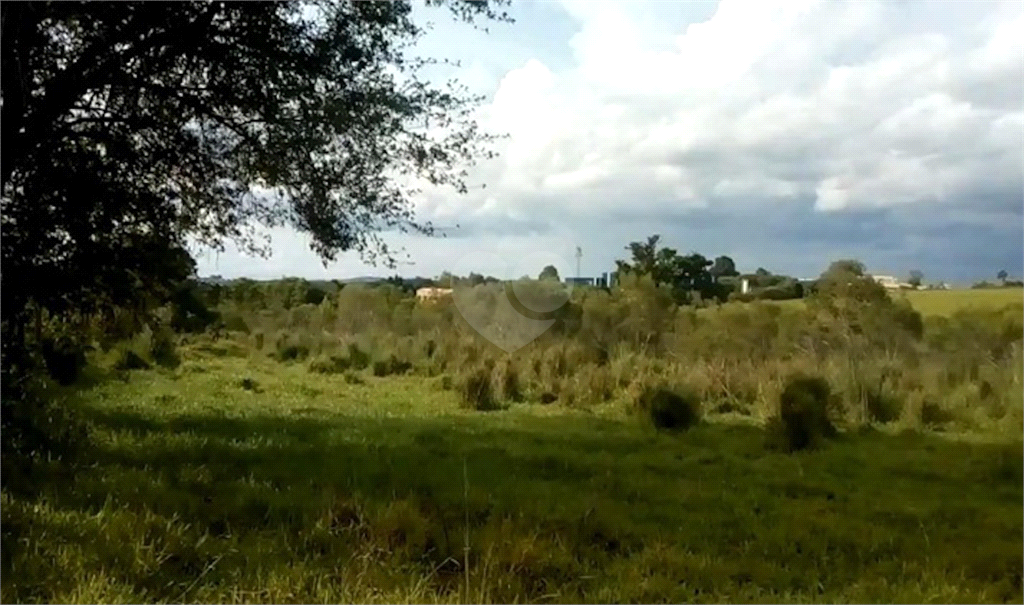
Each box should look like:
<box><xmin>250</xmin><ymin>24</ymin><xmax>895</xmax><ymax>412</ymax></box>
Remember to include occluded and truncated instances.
<box><xmin>195</xmin><ymin>0</ymin><xmax>1023</xmax><ymax>284</ymax></box>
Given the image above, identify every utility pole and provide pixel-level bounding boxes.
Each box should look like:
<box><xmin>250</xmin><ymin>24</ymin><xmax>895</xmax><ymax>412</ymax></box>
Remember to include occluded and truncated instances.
<box><xmin>575</xmin><ymin>246</ymin><xmax>582</xmax><ymax>281</ymax></box>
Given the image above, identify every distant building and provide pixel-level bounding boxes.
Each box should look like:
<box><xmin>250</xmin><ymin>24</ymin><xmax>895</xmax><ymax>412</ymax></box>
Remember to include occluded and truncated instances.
<box><xmin>869</xmin><ymin>275</ymin><xmax>916</xmax><ymax>290</ymax></box>
<box><xmin>415</xmin><ymin>287</ymin><xmax>452</xmax><ymax>302</ymax></box>
<box><xmin>565</xmin><ymin>277</ymin><xmax>596</xmax><ymax>286</ymax></box>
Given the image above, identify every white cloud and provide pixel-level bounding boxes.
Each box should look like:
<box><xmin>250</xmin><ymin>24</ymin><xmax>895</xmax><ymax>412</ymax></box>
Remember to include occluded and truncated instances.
<box><xmin>199</xmin><ymin>0</ymin><xmax>1023</xmax><ymax>283</ymax></box>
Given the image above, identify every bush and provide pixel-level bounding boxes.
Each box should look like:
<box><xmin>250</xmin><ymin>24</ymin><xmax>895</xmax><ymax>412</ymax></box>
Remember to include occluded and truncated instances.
<box><xmin>150</xmin><ymin>327</ymin><xmax>180</xmax><ymax>368</ymax></box>
<box><xmin>238</xmin><ymin>377</ymin><xmax>261</xmax><ymax>392</ymax></box>
<box><xmin>275</xmin><ymin>344</ymin><xmax>310</xmax><ymax>362</ymax></box>
<box><xmin>222</xmin><ymin>313</ymin><xmax>250</xmax><ymax>334</ymax></box>
<box><xmin>309</xmin><ymin>355</ymin><xmax>351</xmax><ymax>375</ymax></box>
<box><xmin>346</xmin><ymin>343</ymin><xmax>371</xmax><ymax>370</ymax></box>
<box><xmin>372</xmin><ymin>354</ymin><xmax>413</xmax><ymax>377</ymax></box>
<box><xmin>539</xmin><ymin>391</ymin><xmax>558</xmax><ymax>404</ymax></box>
<box><xmin>577</xmin><ymin>364</ymin><xmax>615</xmax><ymax>406</ymax></box>
<box><xmin>343</xmin><ymin>371</ymin><xmax>364</xmax><ymax>385</ymax></box>
<box><xmin>766</xmin><ymin>374</ymin><xmax>837</xmax><ymax>452</ymax></box>
<box><xmin>40</xmin><ymin>337</ymin><xmax>89</xmax><ymax>385</ymax></box>
<box><xmin>636</xmin><ymin>386</ymin><xmax>702</xmax><ymax>431</ymax></box>
<box><xmin>495</xmin><ymin>361</ymin><xmax>523</xmax><ymax>402</ymax></box>
<box><xmin>115</xmin><ymin>349</ymin><xmax>151</xmax><ymax>371</ymax></box>
<box><xmin>920</xmin><ymin>399</ymin><xmax>955</xmax><ymax>426</ymax></box>
<box><xmin>866</xmin><ymin>389</ymin><xmax>902</xmax><ymax>423</ymax></box>
<box><xmin>459</xmin><ymin>368</ymin><xmax>501</xmax><ymax>411</ymax></box>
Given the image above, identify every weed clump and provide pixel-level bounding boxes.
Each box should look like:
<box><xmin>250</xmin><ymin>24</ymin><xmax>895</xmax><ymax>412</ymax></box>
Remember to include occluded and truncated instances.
<box><xmin>920</xmin><ymin>398</ymin><xmax>954</xmax><ymax>426</ymax></box>
<box><xmin>150</xmin><ymin>328</ymin><xmax>180</xmax><ymax>369</ymax></box>
<box><xmin>766</xmin><ymin>374</ymin><xmax>837</xmax><ymax>452</ymax></box>
<box><xmin>275</xmin><ymin>344</ymin><xmax>309</xmax><ymax>362</ymax></box>
<box><xmin>539</xmin><ymin>392</ymin><xmax>558</xmax><ymax>404</ymax></box>
<box><xmin>372</xmin><ymin>354</ymin><xmax>413</xmax><ymax>377</ymax></box>
<box><xmin>238</xmin><ymin>377</ymin><xmax>261</xmax><ymax>392</ymax></box>
<box><xmin>495</xmin><ymin>360</ymin><xmax>523</xmax><ymax>402</ymax></box>
<box><xmin>459</xmin><ymin>367</ymin><xmax>501</xmax><ymax>411</ymax></box>
<box><xmin>115</xmin><ymin>349</ymin><xmax>150</xmax><ymax>371</ymax></box>
<box><xmin>308</xmin><ymin>355</ymin><xmax>350</xmax><ymax>375</ymax></box>
<box><xmin>636</xmin><ymin>386</ymin><xmax>702</xmax><ymax>431</ymax></box>
<box><xmin>866</xmin><ymin>389</ymin><xmax>902</xmax><ymax>423</ymax></box>
<box><xmin>346</xmin><ymin>343</ymin><xmax>371</xmax><ymax>370</ymax></box>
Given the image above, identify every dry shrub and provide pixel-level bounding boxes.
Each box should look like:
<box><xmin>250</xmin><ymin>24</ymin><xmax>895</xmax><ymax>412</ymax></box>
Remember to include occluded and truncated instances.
<box><xmin>573</xmin><ymin>363</ymin><xmax>616</xmax><ymax>406</ymax></box>
<box><xmin>308</xmin><ymin>354</ymin><xmax>350</xmax><ymax>374</ymax></box>
<box><xmin>459</xmin><ymin>367</ymin><xmax>501</xmax><ymax>411</ymax></box>
<box><xmin>494</xmin><ymin>359</ymin><xmax>523</xmax><ymax>403</ymax></box>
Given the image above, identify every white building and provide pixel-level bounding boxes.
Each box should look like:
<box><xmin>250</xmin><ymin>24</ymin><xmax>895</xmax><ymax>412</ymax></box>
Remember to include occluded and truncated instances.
<box><xmin>869</xmin><ymin>275</ymin><xmax>916</xmax><ymax>290</ymax></box>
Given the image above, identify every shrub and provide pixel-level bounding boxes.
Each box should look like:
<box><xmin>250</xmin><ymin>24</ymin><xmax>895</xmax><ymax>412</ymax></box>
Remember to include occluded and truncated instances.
<box><xmin>495</xmin><ymin>360</ymin><xmax>523</xmax><ymax>402</ymax></box>
<box><xmin>343</xmin><ymin>371</ymin><xmax>364</xmax><ymax>385</ymax></box>
<box><xmin>346</xmin><ymin>343</ymin><xmax>371</xmax><ymax>370</ymax></box>
<box><xmin>636</xmin><ymin>386</ymin><xmax>702</xmax><ymax>431</ymax></box>
<box><xmin>865</xmin><ymin>388</ymin><xmax>902</xmax><ymax>423</ymax></box>
<box><xmin>40</xmin><ymin>337</ymin><xmax>89</xmax><ymax>385</ymax></box>
<box><xmin>253</xmin><ymin>331</ymin><xmax>265</xmax><ymax>350</ymax></box>
<box><xmin>766</xmin><ymin>374</ymin><xmax>837</xmax><ymax>452</ymax></box>
<box><xmin>539</xmin><ymin>392</ymin><xmax>558</xmax><ymax>404</ymax></box>
<box><xmin>115</xmin><ymin>349</ymin><xmax>150</xmax><ymax>371</ymax></box>
<box><xmin>920</xmin><ymin>398</ymin><xmax>955</xmax><ymax>427</ymax></box>
<box><xmin>275</xmin><ymin>343</ymin><xmax>310</xmax><ymax>362</ymax></box>
<box><xmin>238</xmin><ymin>377</ymin><xmax>261</xmax><ymax>392</ymax></box>
<box><xmin>372</xmin><ymin>354</ymin><xmax>413</xmax><ymax>377</ymax></box>
<box><xmin>309</xmin><ymin>355</ymin><xmax>350</xmax><ymax>375</ymax></box>
<box><xmin>150</xmin><ymin>327</ymin><xmax>180</xmax><ymax>369</ymax></box>
<box><xmin>222</xmin><ymin>313</ymin><xmax>251</xmax><ymax>334</ymax></box>
<box><xmin>459</xmin><ymin>368</ymin><xmax>501</xmax><ymax>411</ymax></box>
<box><xmin>439</xmin><ymin>374</ymin><xmax>454</xmax><ymax>391</ymax></box>
<box><xmin>577</xmin><ymin>364</ymin><xmax>615</xmax><ymax>405</ymax></box>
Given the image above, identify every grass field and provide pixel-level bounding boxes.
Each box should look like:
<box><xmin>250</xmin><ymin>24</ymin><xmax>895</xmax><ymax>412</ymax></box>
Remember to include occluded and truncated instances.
<box><xmin>899</xmin><ymin>288</ymin><xmax>1024</xmax><ymax>317</ymax></box>
<box><xmin>3</xmin><ymin>346</ymin><xmax>1021</xmax><ymax>604</ymax></box>
<box><xmin>719</xmin><ymin>287</ymin><xmax>1023</xmax><ymax>317</ymax></box>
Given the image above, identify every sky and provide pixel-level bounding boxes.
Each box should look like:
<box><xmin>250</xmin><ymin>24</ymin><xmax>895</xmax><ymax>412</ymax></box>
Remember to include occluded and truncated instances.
<box><xmin>194</xmin><ymin>0</ymin><xmax>1024</xmax><ymax>285</ymax></box>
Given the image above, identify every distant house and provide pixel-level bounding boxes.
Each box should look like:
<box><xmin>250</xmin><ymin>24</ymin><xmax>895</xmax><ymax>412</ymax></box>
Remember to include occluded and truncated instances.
<box><xmin>415</xmin><ymin>287</ymin><xmax>453</xmax><ymax>302</ymax></box>
<box><xmin>870</xmin><ymin>275</ymin><xmax>916</xmax><ymax>290</ymax></box>
<box><xmin>565</xmin><ymin>277</ymin><xmax>596</xmax><ymax>286</ymax></box>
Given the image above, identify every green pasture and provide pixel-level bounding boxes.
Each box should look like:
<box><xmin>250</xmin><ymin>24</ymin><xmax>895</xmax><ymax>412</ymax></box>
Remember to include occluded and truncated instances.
<box><xmin>3</xmin><ymin>348</ymin><xmax>1020</xmax><ymax>604</ymax></box>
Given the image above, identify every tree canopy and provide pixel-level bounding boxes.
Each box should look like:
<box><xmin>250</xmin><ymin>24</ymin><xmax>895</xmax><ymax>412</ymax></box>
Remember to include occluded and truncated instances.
<box><xmin>615</xmin><ymin>235</ymin><xmax>720</xmax><ymax>303</ymax></box>
<box><xmin>1</xmin><ymin>0</ymin><xmax>510</xmax><ymax>329</ymax></box>
<box><xmin>538</xmin><ymin>265</ymin><xmax>560</xmax><ymax>282</ymax></box>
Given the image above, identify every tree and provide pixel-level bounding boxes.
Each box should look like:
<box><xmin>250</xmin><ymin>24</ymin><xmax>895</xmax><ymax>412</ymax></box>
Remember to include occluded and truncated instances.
<box><xmin>710</xmin><ymin>255</ymin><xmax>739</xmax><ymax>280</ymax></box>
<box><xmin>615</xmin><ymin>235</ymin><xmax>717</xmax><ymax>303</ymax></box>
<box><xmin>821</xmin><ymin>259</ymin><xmax>868</xmax><ymax>282</ymax></box>
<box><xmin>813</xmin><ymin>258</ymin><xmax>888</xmax><ymax>307</ymax></box>
<box><xmin>1</xmin><ymin>0</ymin><xmax>511</xmax><ymax>465</ymax></box>
<box><xmin>2</xmin><ymin>0</ymin><xmax>509</xmax><ymax>332</ymax></box>
<box><xmin>908</xmin><ymin>270</ymin><xmax>924</xmax><ymax>288</ymax></box>
<box><xmin>998</xmin><ymin>269</ymin><xmax>1008</xmax><ymax>284</ymax></box>
<box><xmin>538</xmin><ymin>265</ymin><xmax>560</xmax><ymax>282</ymax></box>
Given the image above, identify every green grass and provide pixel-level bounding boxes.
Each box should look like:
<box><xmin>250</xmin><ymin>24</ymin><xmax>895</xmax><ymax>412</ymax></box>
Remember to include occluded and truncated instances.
<box><xmin>3</xmin><ymin>349</ymin><xmax>1022</xmax><ymax>603</ymax></box>
<box><xmin>899</xmin><ymin>288</ymin><xmax>1024</xmax><ymax>317</ymax></box>
<box><xmin>705</xmin><ymin>287</ymin><xmax>1022</xmax><ymax>318</ymax></box>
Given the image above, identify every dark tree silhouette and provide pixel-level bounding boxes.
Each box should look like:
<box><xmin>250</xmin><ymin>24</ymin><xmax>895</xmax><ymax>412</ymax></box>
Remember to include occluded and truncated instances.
<box><xmin>2</xmin><ymin>0</ymin><xmax>509</xmax><ymax>327</ymax></box>
<box><xmin>0</xmin><ymin>0</ymin><xmax>510</xmax><ymax>463</ymax></box>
